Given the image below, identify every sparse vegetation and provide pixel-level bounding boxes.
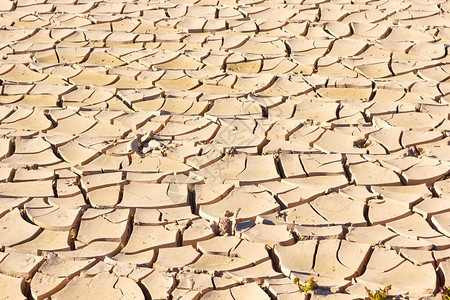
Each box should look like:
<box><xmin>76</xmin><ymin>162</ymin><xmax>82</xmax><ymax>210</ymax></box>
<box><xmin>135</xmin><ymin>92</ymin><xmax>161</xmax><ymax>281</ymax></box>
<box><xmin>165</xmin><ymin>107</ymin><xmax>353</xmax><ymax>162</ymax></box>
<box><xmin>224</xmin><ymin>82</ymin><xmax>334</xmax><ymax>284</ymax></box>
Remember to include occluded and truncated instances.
<box><xmin>365</xmin><ymin>285</ymin><xmax>391</xmax><ymax>300</ymax></box>
<box><xmin>439</xmin><ymin>286</ymin><xmax>450</xmax><ymax>300</ymax></box>
<box><xmin>293</xmin><ymin>277</ymin><xmax>317</xmax><ymax>293</ymax></box>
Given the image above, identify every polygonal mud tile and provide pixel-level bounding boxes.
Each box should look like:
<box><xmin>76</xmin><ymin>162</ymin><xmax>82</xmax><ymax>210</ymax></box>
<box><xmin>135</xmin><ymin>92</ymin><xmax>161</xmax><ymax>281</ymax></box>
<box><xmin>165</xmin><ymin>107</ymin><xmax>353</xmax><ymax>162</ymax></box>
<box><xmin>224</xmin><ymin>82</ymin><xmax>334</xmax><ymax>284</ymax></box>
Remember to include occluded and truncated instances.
<box><xmin>58</xmin><ymin>141</ymin><xmax>100</xmax><ymax>166</ymax></box>
<box><xmin>140</xmin><ymin>269</ymin><xmax>176</xmax><ymax>300</ymax></box>
<box><xmin>385</xmin><ymin>235</ymin><xmax>434</xmax><ymax>251</ymax></box>
<box><xmin>283</xmin><ymin>175</ymin><xmax>349</xmax><ymax>195</ymax></box>
<box><xmin>293</xmin><ymin>225</ymin><xmax>344</xmax><ymax>240</ymax></box>
<box><xmin>371</xmin><ymin>184</ymin><xmax>430</xmax><ymax>209</ymax></box>
<box><xmin>313</xmin><ymin>239</ymin><xmax>370</xmax><ymax>280</ymax></box>
<box><xmin>401</xmin><ymin>160</ymin><xmax>449</xmax><ymax>185</ymax></box>
<box><xmin>26</xmin><ymin>204</ymin><xmax>81</xmax><ymax>231</ymax></box>
<box><xmin>160</xmin><ymin>206</ymin><xmax>199</xmax><ymax>223</ymax></box>
<box><xmin>292</xmin><ymin>100</ymin><xmax>339</xmax><ymax>123</ymax></box>
<box><xmin>123</xmin><ymin>156</ymin><xmax>191</xmax><ymax>174</ymax></box>
<box><xmin>213</xmin><ymin>126</ymin><xmax>266</xmax><ymax>152</ymax></box>
<box><xmin>274</xmin><ymin>240</ymin><xmax>317</xmax><ymax>277</ymax></box>
<box><xmin>358</xmin><ymin>246</ymin><xmax>436</xmax><ymax>296</ymax></box>
<box><xmin>375</xmin><ymin>112</ymin><xmax>442</xmax><ymax>131</ymax></box>
<box><xmin>313</xmin><ymin>131</ymin><xmax>366</xmax><ymax>154</ymax></box>
<box><xmin>0</xmin><ymin>251</ymin><xmax>44</xmax><ymax>278</ymax></box>
<box><xmin>153</xmin><ymin>245</ymin><xmax>201</xmax><ymax>271</ymax></box>
<box><xmin>197</xmin><ymin>236</ymin><xmax>241</xmax><ymax>256</ymax></box>
<box><xmin>176</xmin><ymin>271</ymin><xmax>213</xmax><ymax>295</ymax></box>
<box><xmin>121</xmin><ymin>225</ymin><xmax>180</xmax><ymax>254</ymax></box>
<box><xmin>1</xmin><ymin>149</ymin><xmax>62</xmax><ymax>168</ymax></box>
<box><xmin>76</xmin><ymin>209</ymin><xmax>130</xmax><ymax>246</ymax></box>
<box><xmin>206</xmin><ymin>99</ymin><xmax>262</xmax><ymax>118</ymax></box>
<box><xmin>350</xmin><ymin>161</ymin><xmax>401</xmax><ymax>186</ymax></box>
<box><xmin>413</xmin><ymin>197</ymin><xmax>450</xmax><ymax>219</ymax></box>
<box><xmin>120</xmin><ymin>183</ymin><xmax>188</xmax><ymax>208</ymax></box>
<box><xmin>387</xmin><ymin>213</ymin><xmax>442</xmax><ymax>240</ymax></box>
<box><xmin>300</xmin><ymin>153</ymin><xmax>344</xmax><ymax>176</ymax></box>
<box><xmin>80</xmin><ymin>172</ymin><xmax>124</xmax><ymax>192</ymax></box>
<box><xmin>182</xmin><ymin>219</ymin><xmax>215</xmax><ymax>247</ymax></box>
<box><xmin>347</xmin><ymin>225</ymin><xmax>397</xmax><ymax>245</ymax></box>
<box><xmin>106</xmin><ymin>249</ymin><xmax>157</xmax><ymax>268</ymax></box>
<box><xmin>279</xmin><ymin>154</ymin><xmax>307</xmax><ymax>178</ymax></box>
<box><xmin>199</xmin><ymin>186</ymin><xmax>280</xmax><ymax>222</ymax></box>
<box><xmin>202</xmin><ymin>289</ymin><xmax>234</xmax><ymax>299</ymax></box>
<box><xmin>0</xmin><ymin>273</ymin><xmax>27</xmax><ymax>300</ymax></box>
<box><xmin>400</xmin><ymin>249</ymin><xmax>434</xmax><ymax>266</ymax></box>
<box><xmin>80</xmin><ymin>261</ymin><xmax>113</xmax><ymax>277</ymax></box>
<box><xmin>13</xmin><ymin>168</ymin><xmax>53</xmax><ymax>182</ymax></box>
<box><xmin>432</xmin><ymin>211</ymin><xmax>450</xmax><ymax>238</ymax></box>
<box><xmin>230</xmin><ymin>282</ymin><xmax>270</xmax><ymax>299</ymax></box>
<box><xmin>368</xmin><ymin>128</ymin><xmax>403</xmax><ymax>153</ymax></box>
<box><xmin>58</xmin><ymin>241</ymin><xmax>122</xmax><ymax>260</ymax></box>
<box><xmin>231</xmin><ymin>240</ymin><xmax>269</xmax><ymax>265</ymax></box>
<box><xmin>87</xmin><ymin>185</ymin><xmax>121</xmax><ymax>208</ymax></box>
<box><xmin>11</xmin><ymin>229</ymin><xmax>71</xmax><ymax>255</ymax></box>
<box><xmin>193</xmin><ymin>183</ymin><xmax>233</xmax><ymax>213</ymax></box>
<box><xmin>30</xmin><ymin>255</ymin><xmax>96</xmax><ymax>299</ymax></box>
<box><xmin>368</xmin><ymin>199</ymin><xmax>411</xmax><ymax>225</ymax></box>
<box><xmin>241</xmin><ymin>224</ymin><xmax>294</xmax><ymax>247</ymax></box>
<box><xmin>171</xmin><ymin>288</ymin><xmax>201</xmax><ymax>299</ymax></box>
<box><xmin>226</xmin><ymin>260</ymin><xmax>283</xmax><ymax>284</ymax></box>
<box><xmin>309</xmin><ymin>193</ymin><xmax>366</xmax><ymax>226</ymax></box>
<box><xmin>0</xmin><ymin>208</ymin><xmax>41</xmax><ymax>248</ymax></box>
<box><xmin>402</xmin><ymin>130</ymin><xmax>443</xmax><ymax>148</ymax></box>
<box><xmin>185</xmin><ymin>253</ymin><xmax>254</xmax><ymax>275</ymax></box>
<box><xmin>283</xmin><ymin>203</ymin><xmax>329</xmax><ymax>226</ymax></box>
<box><xmin>52</xmin><ymin>272</ymin><xmax>145</xmax><ymax>300</ymax></box>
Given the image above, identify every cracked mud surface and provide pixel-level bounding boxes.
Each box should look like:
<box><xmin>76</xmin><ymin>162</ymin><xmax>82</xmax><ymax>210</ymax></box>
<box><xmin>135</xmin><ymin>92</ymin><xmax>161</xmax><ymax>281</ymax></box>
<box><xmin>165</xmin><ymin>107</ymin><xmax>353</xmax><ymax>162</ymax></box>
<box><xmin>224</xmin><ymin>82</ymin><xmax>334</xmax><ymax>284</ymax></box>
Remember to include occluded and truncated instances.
<box><xmin>0</xmin><ymin>0</ymin><xmax>449</xmax><ymax>298</ymax></box>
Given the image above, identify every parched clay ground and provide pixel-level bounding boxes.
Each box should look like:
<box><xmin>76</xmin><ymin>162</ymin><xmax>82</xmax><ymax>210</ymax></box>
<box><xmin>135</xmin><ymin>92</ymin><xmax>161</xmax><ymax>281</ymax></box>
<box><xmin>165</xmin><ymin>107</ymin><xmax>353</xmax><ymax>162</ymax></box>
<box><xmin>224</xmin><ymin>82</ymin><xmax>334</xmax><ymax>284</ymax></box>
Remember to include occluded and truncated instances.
<box><xmin>0</xmin><ymin>0</ymin><xmax>449</xmax><ymax>299</ymax></box>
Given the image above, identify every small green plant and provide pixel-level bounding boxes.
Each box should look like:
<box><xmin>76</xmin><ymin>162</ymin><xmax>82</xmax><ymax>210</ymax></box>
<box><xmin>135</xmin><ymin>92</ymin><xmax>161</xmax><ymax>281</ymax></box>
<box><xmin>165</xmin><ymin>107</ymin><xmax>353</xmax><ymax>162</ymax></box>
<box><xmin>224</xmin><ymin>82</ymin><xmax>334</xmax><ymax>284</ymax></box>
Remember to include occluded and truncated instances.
<box><xmin>365</xmin><ymin>285</ymin><xmax>391</xmax><ymax>300</ymax></box>
<box><xmin>439</xmin><ymin>286</ymin><xmax>450</xmax><ymax>300</ymax></box>
<box><xmin>293</xmin><ymin>277</ymin><xmax>317</xmax><ymax>293</ymax></box>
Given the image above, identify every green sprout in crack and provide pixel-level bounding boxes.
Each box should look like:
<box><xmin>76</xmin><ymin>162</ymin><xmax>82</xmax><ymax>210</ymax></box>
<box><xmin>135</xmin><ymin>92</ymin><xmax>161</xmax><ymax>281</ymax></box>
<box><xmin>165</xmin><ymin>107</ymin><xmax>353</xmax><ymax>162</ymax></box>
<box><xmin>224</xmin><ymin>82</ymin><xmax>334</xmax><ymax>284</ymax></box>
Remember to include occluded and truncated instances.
<box><xmin>293</xmin><ymin>277</ymin><xmax>317</xmax><ymax>293</ymax></box>
<box><xmin>439</xmin><ymin>286</ymin><xmax>450</xmax><ymax>300</ymax></box>
<box><xmin>365</xmin><ymin>285</ymin><xmax>391</xmax><ymax>300</ymax></box>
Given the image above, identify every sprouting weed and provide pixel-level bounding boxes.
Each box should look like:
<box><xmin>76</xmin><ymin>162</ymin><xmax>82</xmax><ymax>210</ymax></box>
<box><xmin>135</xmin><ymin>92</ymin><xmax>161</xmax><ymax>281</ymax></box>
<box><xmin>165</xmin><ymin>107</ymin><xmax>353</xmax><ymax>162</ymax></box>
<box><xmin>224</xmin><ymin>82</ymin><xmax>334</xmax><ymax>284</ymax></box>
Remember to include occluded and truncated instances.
<box><xmin>293</xmin><ymin>277</ymin><xmax>317</xmax><ymax>293</ymax></box>
<box><xmin>365</xmin><ymin>285</ymin><xmax>391</xmax><ymax>300</ymax></box>
<box><xmin>439</xmin><ymin>286</ymin><xmax>450</xmax><ymax>300</ymax></box>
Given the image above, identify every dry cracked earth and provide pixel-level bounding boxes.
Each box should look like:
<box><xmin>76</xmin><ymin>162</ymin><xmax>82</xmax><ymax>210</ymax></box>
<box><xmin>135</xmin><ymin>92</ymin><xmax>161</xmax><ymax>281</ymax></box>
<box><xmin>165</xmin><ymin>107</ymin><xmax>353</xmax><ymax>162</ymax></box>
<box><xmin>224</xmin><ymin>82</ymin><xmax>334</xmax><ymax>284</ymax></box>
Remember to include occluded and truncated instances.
<box><xmin>0</xmin><ymin>0</ymin><xmax>449</xmax><ymax>299</ymax></box>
